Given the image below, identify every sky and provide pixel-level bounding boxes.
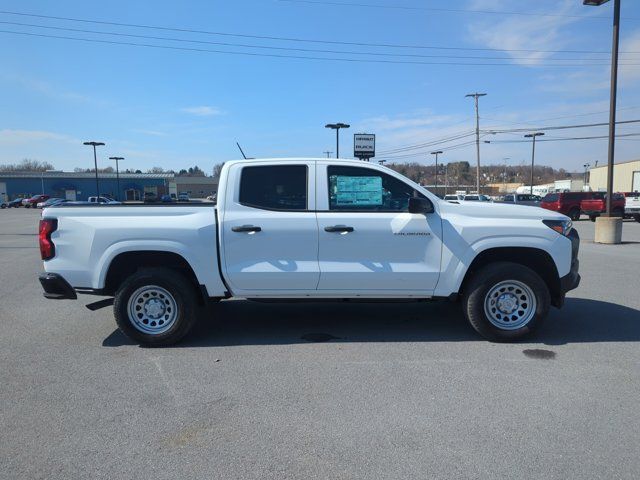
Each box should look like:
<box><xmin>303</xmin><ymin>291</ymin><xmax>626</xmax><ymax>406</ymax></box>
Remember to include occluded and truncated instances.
<box><xmin>1</xmin><ymin>0</ymin><xmax>640</xmax><ymax>174</ymax></box>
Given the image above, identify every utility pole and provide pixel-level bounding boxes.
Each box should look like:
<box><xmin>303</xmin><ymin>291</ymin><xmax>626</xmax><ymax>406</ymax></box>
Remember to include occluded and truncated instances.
<box><xmin>430</xmin><ymin>151</ymin><xmax>442</xmax><ymax>193</ymax></box>
<box><xmin>502</xmin><ymin>157</ymin><xmax>510</xmax><ymax>193</ymax></box>
<box><xmin>109</xmin><ymin>157</ymin><xmax>124</xmax><ymax>201</ymax></box>
<box><xmin>325</xmin><ymin>123</ymin><xmax>350</xmax><ymax>158</ymax></box>
<box><xmin>466</xmin><ymin>92</ymin><xmax>487</xmax><ymax>194</ymax></box>
<box><xmin>323</xmin><ymin>151</ymin><xmax>333</xmax><ymax>158</ymax></box>
<box><xmin>524</xmin><ymin>133</ymin><xmax>544</xmax><ymax>194</ymax></box>
<box><xmin>83</xmin><ymin>141</ymin><xmax>105</xmax><ymax>199</ymax></box>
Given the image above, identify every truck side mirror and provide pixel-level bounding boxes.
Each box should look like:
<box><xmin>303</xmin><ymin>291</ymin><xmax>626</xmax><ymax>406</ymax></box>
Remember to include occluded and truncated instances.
<box><xmin>408</xmin><ymin>197</ymin><xmax>434</xmax><ymax>214</ymax></box>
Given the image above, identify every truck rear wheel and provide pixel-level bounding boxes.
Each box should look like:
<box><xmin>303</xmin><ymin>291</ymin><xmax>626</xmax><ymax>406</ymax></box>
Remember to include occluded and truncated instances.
<box><xmin>462</xmin><ymin>262</ymin><xmax>550</xmax><ymax>342</ymax></box>
<box><xmin>114</xmin><ymin>267</ymin><xmax>199</xmax><ymax>346</ymax></box>
<box><xmin>568</xmin><ymin>208</ymin><xmax>581</xmax><ymax>221</ymax></box>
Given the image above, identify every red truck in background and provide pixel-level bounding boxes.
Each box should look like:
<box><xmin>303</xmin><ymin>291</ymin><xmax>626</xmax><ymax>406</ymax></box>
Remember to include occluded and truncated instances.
<box><xmin>540</xmin><ymin>191</ymin><xmax>596</xmax><ymax>221</ymax></box>
<box><xmin>580</xmin><ymin>192</ymin><xmax>626</xmax><ymax>221</ymax></box>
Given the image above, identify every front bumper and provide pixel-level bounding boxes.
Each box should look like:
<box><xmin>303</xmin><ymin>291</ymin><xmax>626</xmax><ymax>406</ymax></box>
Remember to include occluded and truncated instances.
<box><xmin>559</xmin><ymin>228</ymin><xmax>581</xmax><ymax>295</ymax></box>
<box><xmin>39</xmin><ymin>273</ymin><xmax>77</xmax><ymax>300</ymax></box>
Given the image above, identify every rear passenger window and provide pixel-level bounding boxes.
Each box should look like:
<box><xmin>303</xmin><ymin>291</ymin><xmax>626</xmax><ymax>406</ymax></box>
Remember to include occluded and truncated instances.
<box><xmin>239</xmin><ymin>165</ymin><xmax>307</xmax><ymax>210</ymax></box>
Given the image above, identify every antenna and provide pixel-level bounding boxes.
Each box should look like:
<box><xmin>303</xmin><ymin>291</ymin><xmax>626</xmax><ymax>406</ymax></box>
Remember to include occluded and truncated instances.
<box><xmin>236</xmin><ymin>142</ymin><xmax>248</xmax><ymax>159</ymax></box>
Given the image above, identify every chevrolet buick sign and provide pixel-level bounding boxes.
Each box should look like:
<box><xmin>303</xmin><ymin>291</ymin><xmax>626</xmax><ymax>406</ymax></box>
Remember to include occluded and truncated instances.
<box><xmin>354</xmin><ymin>134</ymin><xmax>375</xmax><ymax>159</ymax></box>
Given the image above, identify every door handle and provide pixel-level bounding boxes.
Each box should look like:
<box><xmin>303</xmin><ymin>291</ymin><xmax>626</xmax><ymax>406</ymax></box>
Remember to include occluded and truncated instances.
<box><xmin>232</xmin><ymin>225</ymin><xmax>262</xmax><ymax>233</ymax></box>
<box><xmin>324</xmin><ymin>225</ymin><xmax>354</xmax><ymax>233</ymax></box>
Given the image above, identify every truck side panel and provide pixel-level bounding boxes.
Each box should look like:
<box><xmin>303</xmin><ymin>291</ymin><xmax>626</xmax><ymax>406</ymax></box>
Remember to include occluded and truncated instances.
<box><xmin>42</xmin><ymin>206</ymin><xmax>227</xmax><ymax>297</ymax></box>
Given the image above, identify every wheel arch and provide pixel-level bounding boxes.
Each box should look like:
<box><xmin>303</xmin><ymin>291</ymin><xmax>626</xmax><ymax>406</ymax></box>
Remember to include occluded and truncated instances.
<box><xmin>458</xmin><ymin>247</ymin><xmax>562</xmax><ymax>307</ymax></box>
<box><xmin>103</xmin><ymin>251</ymin><xmax>207</xmax><ymax>304</ymax></box>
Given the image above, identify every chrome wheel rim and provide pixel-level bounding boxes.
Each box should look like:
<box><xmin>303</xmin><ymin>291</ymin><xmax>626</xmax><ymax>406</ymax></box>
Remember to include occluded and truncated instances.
<box><xmin>483</xmin><ymin>280</ymin><xmax>536</xmax><ymax>330</ymax></box>
<box><xmin>127</xmin><ymin>285</ymin><xmax>178</xmax><ymax>335</ymax></box>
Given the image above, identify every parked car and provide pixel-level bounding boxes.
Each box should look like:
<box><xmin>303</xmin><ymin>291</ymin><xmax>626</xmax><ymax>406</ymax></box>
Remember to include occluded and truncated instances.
<box><xmin>37</xmin><ymin>197</ymin><xmax>64</xmax><ymax>208</ymax></box>
<box><xmin>22</xmin><ymin>194</ymin><xmax>50</xmax><ymax>208</ymax></box>
<box><xmin>160</xmin><ymin>194</ymin><xmax>175</xmax><ymax>203</ymax></box>
<box><xmin>463</xmin><ymin>194</ymin><xmax>492</xmax><ymax>202</ymax></box>
<box><xmin>88</xmin><ymin>196</ymin><xmax>121</xmax><ymax>205</ymax></box>
<box><xmin>143</xmin><ymin>192</ymin><xmax>159</xmax><ymax>203</ymax></box>
<box><xmin>443</xmin><ymin>194</ymin><xmax>464</xmax><ymax>203</ymax></box>
<box><xmin>540</xmin><ymin>191</ymin><xmax>597</xmax><ymax>221</ymax></box>
<box><xmin>624</xmin><ymin>191</ymin><xmax>640</xmax><ymax>222</ymax></box>
<box><xmin>580</xmin><ymin>193</ymin><xmax>625</xmax><ymax>221</ymax></box>
<box><xmin>178</xmin><ymin>192</ymin><xmax>190</xmax><ymax>202</ymax></box>
<box><xmin>0</xmin><ymin>199</ymin><xmax>7</xmax><ymax>209</ymax></box>
<box><xmin>499</xmin><ymin>194</ymin><xmax>542</xmax><ymax>207</ymax></box>
<box><xmin>6</xmin><ymin>198</ymin><xmax>24</xmax><ymax>208</ymax></box>
<box><xmin>38</xmin><ymin>158</ymin><xmax>579</xmax><ymax>346</ymax></box>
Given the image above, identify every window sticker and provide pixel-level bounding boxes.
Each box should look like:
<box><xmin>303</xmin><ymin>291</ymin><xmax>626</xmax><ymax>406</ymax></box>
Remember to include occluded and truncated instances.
<box><xmin>334</xmin><ymin>176</ymin><xmax>383</xmax><ymax>206</ymax></box>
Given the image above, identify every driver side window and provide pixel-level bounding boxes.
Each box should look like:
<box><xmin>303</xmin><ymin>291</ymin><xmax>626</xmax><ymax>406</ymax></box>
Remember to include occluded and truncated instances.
<box><xmin>327</xmin><ymin>165</ymin><xmax>425</xmax><ymax>212</ymax></box>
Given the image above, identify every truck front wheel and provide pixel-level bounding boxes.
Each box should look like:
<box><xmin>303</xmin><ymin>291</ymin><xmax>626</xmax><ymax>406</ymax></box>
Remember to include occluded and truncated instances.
<box><xmin>462</xmin><ymin>262</ymin><xmax>550</xmax><ymax>342</ymax></box>
<box><xmin>114</xmin><ymin>267</ymin><xmax>199</xmax><ymax>346</ymax></box>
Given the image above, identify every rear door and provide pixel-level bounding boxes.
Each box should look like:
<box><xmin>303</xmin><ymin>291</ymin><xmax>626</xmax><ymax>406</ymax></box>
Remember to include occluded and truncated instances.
<box><xmin>220</xmin><ymin>161</ymin><xmax>319</xmax><ymax>295</ymax></box>
<box><xmin>315</xmin><ymin>162</ymin><xmax>443</xmax><ymax>295</ymax></box>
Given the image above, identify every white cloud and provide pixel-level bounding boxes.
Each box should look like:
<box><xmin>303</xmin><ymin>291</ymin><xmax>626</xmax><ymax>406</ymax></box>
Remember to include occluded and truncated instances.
<box><xmin>466</xmin><ymin>0</ymin><xmax>593</xmax><ymax>66</ymax></box>
<box><xmin>181</xmin><ymin>106</ymin><xmax>225</xmax><ymax>116</ymax></box>
<box><xmin>0</xmin><ymin>129</ymin><xmax>79</xmax><ymax>146</ymax></box>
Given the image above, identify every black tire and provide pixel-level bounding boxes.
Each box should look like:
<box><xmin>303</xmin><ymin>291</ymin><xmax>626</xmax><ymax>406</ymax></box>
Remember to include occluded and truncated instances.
<box><xmin>589</xmin><ymin>215</ymin><xmax>597</xmax><ymax>222</ymax></box>
<box><xmin>568</xmin><ymin>208</ymin><xmax>581</xmax><ymax>221</ymax></box>
<box><xmin>613</xmin><ymin>208</ymin><xmax>624</xmax><ymax>218</ymax></box>
<box><xmin>635</xmin><ymin>215</ymin><xmax>640</xmax><ymax>223</ymax></box>
<box><xmin>113</xmin><ymin>267</ymin><xmax>199</xmax><ymax>346</ymax></box>
<box><xmin>462</xmin><ymin>262</ymin><xmax>550</xmax><ymax>342</ymax></box>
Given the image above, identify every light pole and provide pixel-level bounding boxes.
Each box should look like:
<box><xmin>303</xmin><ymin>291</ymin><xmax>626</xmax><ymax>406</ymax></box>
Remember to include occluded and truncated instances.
<box><xmin>503</xmin><ymin>157</ymin><xmax>511</xmax><ymax>194</ymax></box>
<box><xmin>83</xmin><ymin>141</ymin><xmax>105</xmax><ymax>198</ymax></box>
<box><xmin>524</xmin><ymin>133</ymin><xmax>544</xmax><ymax>194</ymax></box>
<box><xmin>325</xmin><ymin>123</ymin><xmax>350</xmax><ymax>158</ymax></box>
<box><xmin>430</xmin><ymin>151</ymin><xmax>442</xmax><ymax>192</ymax></box>
<box><xmin>466</xmin><ymin>92</ymin><xmax>487</xmax><ymax>194</ymax></box>
<box><xmin>109</xmin><ymin>157</ymin><xmax>124</xmax><ymax>201</ymax></box>
<box><xmin>584</xmin><ymin>0</ymin><xmax>621</xmax><ymax>243</ymax></box>
<box><xmin>583</xmin><ymin>163</ymin><xmax>591</xmax><ymax>186</ymax></box>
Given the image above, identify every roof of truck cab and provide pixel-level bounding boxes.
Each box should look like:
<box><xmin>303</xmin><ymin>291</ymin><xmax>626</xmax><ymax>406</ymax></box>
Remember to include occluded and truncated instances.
<box><xmin>224</xmin><ymin>157</ymin><xmax>386</xmax><ymax>167</ymax></box>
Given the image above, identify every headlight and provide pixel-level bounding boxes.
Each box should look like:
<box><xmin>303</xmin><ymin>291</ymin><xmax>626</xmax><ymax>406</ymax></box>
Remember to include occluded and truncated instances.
<box><xmin>543</xmin><ymin>219</ymin><xmax>572</xmax><ymax>236</ymax></box>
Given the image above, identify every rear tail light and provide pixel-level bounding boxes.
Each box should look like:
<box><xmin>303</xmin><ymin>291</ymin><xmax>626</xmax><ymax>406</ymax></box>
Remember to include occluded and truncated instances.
<box><xmin>39</xmin><ymin>218</ymin><xmax>58</xmax><ymax>260</ymax></box>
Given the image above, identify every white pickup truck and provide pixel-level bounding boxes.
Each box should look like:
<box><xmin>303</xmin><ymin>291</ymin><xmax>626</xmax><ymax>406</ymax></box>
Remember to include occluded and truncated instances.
<box><xmin>38</xmin><ymin>158</ymin><xmax>580</xmax><ymax>345</ymax></box>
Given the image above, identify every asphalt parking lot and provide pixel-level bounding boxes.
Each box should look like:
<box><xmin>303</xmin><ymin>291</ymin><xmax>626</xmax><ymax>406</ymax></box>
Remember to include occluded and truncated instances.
<box><xmin>1</xmin><ymin>208</ymin><xmax>639</xmax><ymax>480</ymax></box>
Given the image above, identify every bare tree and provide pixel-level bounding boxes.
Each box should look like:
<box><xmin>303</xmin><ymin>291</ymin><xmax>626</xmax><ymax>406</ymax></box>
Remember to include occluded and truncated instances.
<box><xmin>0</xmin><ymin>158</ymin><xmax>55</xmax><ymax>172</ymax></box>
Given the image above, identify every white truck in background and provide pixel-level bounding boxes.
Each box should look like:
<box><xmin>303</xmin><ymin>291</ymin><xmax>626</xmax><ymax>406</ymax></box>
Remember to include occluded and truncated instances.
<box><xmin>38</xmin><ymin>158</ymin><xmax>580</xmax><ymax>346</ymax></box>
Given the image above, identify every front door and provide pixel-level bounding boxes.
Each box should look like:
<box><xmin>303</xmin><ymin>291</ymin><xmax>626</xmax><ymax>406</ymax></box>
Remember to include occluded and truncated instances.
<box><xmin>316</xmin><ymin>163</ymin><xmax>442</xmax><ymax>295</ymax></box>
<box><xmin>65</xmin><ymin>189</ymin><xmax>76</xmax><ymax>201</ymax></box>
<box><xmin>220</xmin><ymin>162</ymin><xmax>320</xmax><ymax>295</ymax></box>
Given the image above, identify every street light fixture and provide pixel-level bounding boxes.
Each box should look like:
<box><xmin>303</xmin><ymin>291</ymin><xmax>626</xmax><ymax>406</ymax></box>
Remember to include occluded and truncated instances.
<box><xmin>83</xmin><ymin>141</ymin><xmax>105</xmax><ymax>199</ymax></box>
<box><xmin>325</xmin><ymin>123</ymin><xmax>350</xmax><ymax>158</ymax></box>
<box><xmin>584</xmin><ymin>0</ymin><xmax>621</xmax><ymax>243</ymax></box>
<box><xmin>524</xmin><ymin>133</ymin><xmax>544</xmax><ymax>195</ymax></box>
<box><xmin>430</xmin><ymin>151</ymin><xmax>443</xmax><ymax>191</ymax></box>
<box><xmin>109</xmin><ymin>156</ymin><xmax>124</xmax><ymax>201</ymax></box>
<box><xmin>466</xmin><ymin>92</ymin><xmax>487</xmax><ymax>194</ymax></box>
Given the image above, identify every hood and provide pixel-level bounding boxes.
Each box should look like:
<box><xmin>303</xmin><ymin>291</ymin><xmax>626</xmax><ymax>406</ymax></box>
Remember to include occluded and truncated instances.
<box><xmin>438</xmin><ymin>200</ymin><xmax>568</xmax><ymax>221</ymax></box>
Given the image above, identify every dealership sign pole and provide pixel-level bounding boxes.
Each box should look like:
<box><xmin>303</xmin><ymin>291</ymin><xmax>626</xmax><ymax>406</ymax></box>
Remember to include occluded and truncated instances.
<box><xmin>354</xmin><ymin>134</ymin><xmax>375</xmax><ymax>161</ymax></box>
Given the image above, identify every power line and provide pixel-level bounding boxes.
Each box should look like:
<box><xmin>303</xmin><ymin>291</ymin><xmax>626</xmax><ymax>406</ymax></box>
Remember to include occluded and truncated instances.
<box><xmin>2</xmin><ymin>10</ymin><xmax>639</xmax><ymax>55</ymax></box>
<box><xmin>279</xmin><ymin>0</ymin><xmax>624</xmax><ymax>20</ymax></box>
<box><xmin>487</xmin><ymin>132</ymin><xmax>640</xmax><ymax>143</ymax></box>
<box><xmin>3</xmin><ymin>20</ymin><xmax>630</xmax><ymax>62</ymax></box>
<box><xmin>485</xmin><ymin>119</ymin><xmax>640</xmax><ymax>134</ymax></box>
<box><xmin>5</xmin><ymin>29</ymin><xmax>637</xmax><ymax>67</ymax></box>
